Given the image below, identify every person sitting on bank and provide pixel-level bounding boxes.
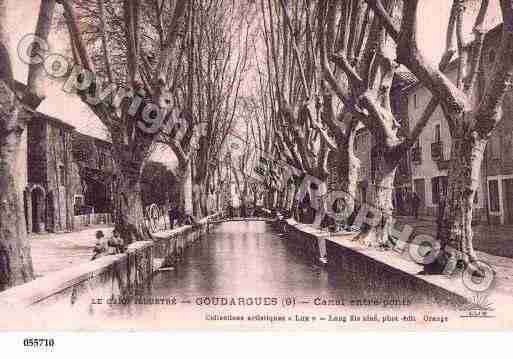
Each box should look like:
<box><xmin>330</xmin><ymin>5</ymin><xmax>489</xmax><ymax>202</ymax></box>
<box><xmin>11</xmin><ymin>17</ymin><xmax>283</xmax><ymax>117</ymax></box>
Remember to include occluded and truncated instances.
<box><xmin>91</xmin><ymin>230</ymin><xmax>107</xmax><ymax>260</ymax></box>
<box><xmin>183</xmin><ymin>213</ymin><xmax>197</xmax><ymax>226</ymax></box>
<box><xmin>107</xmin><ymin>228</ymin><xmax>124</xmax><ymax>255</ymax></box>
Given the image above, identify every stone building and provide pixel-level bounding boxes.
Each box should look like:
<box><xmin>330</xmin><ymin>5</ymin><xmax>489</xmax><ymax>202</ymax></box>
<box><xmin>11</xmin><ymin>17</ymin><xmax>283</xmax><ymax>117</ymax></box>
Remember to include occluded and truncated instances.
<box><xmin>21</xmin><ymin>108</ymin><xmax>114</xmax><ymax>234</ymax></box>
<box><xmin>25</xmin><ymin>112</ymin><xmax>76</xmax><ymax>233</ymax></box>
<box><xmin>402</xmin><ymin>67</ymin><xmax>486</xmax><ymax>219</ymax></box>
<box><xmin>399</xmin><ymin>23</ymin><xmax>513</xmax><ymax>223</ymax></box>
<box><xmin>398</xmin><ymin>26</ymin><xmax>513</xmax><ymax>220</ymax></box>
<box><xmin>479</xmin><ymin>24</ymin><xmax>513</xmax><ymax>224</ymax></box>
<box><xmin>328</xmin><ymin>24</ymin><xmax>511</xmax><ymax>223</ymax></box>
<box><xmin>71</xmin><ymin>131</ymin><xmax>114</xmax><ymax>227</ymax></box>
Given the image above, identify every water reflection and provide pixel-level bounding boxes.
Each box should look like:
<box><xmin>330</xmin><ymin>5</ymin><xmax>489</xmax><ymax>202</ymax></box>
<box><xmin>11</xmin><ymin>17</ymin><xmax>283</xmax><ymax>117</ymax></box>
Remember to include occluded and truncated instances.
<box><xmin>148</xmin><ymin>222</ymin><xmax>426</xmax><ymax>300</ymax></box>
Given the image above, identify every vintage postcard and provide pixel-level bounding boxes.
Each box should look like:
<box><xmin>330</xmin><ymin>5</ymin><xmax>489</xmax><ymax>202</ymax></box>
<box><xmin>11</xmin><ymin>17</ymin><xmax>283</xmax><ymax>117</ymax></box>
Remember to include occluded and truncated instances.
<box><xmin>1</xmin><ymin>0</ymin><xmax>513</xmax><ymax>333</ymax></box>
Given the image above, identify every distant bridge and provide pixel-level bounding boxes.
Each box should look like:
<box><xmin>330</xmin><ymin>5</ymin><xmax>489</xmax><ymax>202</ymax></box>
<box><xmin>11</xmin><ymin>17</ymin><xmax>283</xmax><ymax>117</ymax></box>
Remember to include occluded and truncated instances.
<box><xmin>207</xmin><ymin>217</ymin><xmax>274</xmax><ymax>225</ymax></box>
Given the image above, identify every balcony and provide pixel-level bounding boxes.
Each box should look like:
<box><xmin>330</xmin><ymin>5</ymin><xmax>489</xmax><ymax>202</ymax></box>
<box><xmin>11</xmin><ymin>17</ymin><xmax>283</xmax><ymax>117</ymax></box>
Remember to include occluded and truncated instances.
<box><xmin>431</xmin><ymin>141</ymin><xmax>444</xmax><ymax>161</ymax></box>
<box><xmin>411</xmin><ymin>147</ymin><xmax>422</xmax><ymax>164</ymax></box>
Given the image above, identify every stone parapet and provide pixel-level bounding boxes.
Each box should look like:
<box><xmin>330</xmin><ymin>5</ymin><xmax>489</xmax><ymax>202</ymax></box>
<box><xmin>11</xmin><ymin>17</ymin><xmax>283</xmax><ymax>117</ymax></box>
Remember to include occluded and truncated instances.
<box><xmin>0</xmin><ymin>213</ymin><xmax>219</xmax><ymax>329</ymax></box>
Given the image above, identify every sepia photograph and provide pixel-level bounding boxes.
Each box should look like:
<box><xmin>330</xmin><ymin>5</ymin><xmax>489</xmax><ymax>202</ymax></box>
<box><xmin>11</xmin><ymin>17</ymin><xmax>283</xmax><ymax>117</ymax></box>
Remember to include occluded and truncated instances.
<box><xmin>1</xmin><ymin>0</ymin><xmax>513</xmax><ymax>340</ymax></box>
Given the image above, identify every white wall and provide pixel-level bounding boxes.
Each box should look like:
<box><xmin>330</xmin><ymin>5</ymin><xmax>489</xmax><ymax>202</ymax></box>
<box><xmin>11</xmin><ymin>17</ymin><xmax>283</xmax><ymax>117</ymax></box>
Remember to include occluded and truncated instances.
<box><xmin>407</xmin><ymin>69</ymin><xmax>484</xmax><ymax>209</ymax></box>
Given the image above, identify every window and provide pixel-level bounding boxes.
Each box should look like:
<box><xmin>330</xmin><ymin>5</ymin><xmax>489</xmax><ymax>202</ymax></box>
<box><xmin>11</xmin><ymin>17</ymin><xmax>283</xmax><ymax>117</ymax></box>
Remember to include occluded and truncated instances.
<box><xmin>431</xmin><ymin>176</ymin><xmax>448</xmax><ymax>204</ymax></box>
<box><xmin>489</xmin><ymin>49</ymin><xmax>496</xmax><ymax>63</ymax></box>
<box><xmin>413</xmin><ymin>94</ymin><xmax>417</xmax><ymax>109</ymax></box>
<box><xmin>98</xmin><ymin>151</ymin><xmax>106</xmax><ymax>169</ymax></box>
<box><xmin>59</xmin><ymin>165</ymin><xmax>65</xmax><ymax>186</ymax></box>
<box><xmin>412</xmin><ymin>139</ymin><xmax>422</xmax><ymax>163</ymax></box>
<box><xmin>431</xmin><ymin>178</ymin><xmax>439</xmax><ymax>204</ymax></box>
<box><xmin>489</xmin><ymin>180</ymin><xmax>500</xmax><ymax>212</ymax></box>
<box><xmin>361</xmin><ymin>187</ymin><xmax>367</xmax><ymax>204</ymax></box>
<box><xmin>504</xmin><ymin>131</ymin><xmax>513</xmax><ymax>159</ymax></box>
<box><xmin>488</xmin><ymin>135</ymin><xmax>501</xmax><ymax>159</ymax></box>
<box><xmin>434</xmin><ymin>124</ymin><xmax>441</xmax><ymax>143</ymax></box>
<box><xmin>74</xmin><ymin>195</ymin><xmax>84</xmax><ymax>215</ymax></box>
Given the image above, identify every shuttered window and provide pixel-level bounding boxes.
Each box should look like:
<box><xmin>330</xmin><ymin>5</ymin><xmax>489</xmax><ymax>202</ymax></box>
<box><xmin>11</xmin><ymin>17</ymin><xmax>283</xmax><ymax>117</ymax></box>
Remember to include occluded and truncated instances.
<box><xmin>489</xmin><ymin>180</ymin><xmax>500</xmax><ymax>212</ymax></box>
<box><xmin>431</xmin><ymin>178</ymin><xmax>439</xmax><ymax>204</ymax></box>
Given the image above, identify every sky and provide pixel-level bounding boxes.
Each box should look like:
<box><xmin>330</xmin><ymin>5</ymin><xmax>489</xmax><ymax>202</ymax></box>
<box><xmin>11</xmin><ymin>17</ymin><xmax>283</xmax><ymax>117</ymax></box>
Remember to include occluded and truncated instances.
<box><xmin>5</xmin><ymin>0</ymin><xmax>179</xmax><ymax>169</ymax></box>
<box><xmin>4</xmin><ymin>0</ymin><xmax>502</xmax><ymax>168</ymax></box>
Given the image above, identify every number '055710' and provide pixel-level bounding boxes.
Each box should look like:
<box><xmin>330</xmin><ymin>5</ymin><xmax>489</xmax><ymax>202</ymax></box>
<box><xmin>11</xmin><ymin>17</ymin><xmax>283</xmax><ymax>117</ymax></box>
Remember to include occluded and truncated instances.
<box><xmin>23</xmin><ymin>338</ymin><xmax>55</xmax><ymax>347</ymax></box>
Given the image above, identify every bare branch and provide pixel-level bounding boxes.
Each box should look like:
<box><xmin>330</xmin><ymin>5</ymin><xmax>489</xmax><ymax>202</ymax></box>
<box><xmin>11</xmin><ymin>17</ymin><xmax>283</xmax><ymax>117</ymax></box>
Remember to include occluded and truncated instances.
<box><xmin>97</xmin><ymin>0</ymin><xmax>113</xmax><ymax>84</ymax></box>
<box><xmin>25</xmin><ymin>0</ymin><xmax>56</xmax><ymax>107</ymax></box>
<box><xmin>156</xmin><ymin>0</ymin><xmax>187</xmax><ymax>82</ymax></box>
<box><xmin>278</xmin><ymin>0</ymin><xmax>309</xmax><ymax>98</ymax></box>
<box><xmin>475</xmin><ymin>0</ymin><xmax>513</xmax><ymax>137</ymax></box>
<box><xmin>463</xmin><ymin>0</ymin><xmax>490</xmax><ymax>93</ymax></box>
<box><xmin>364</xmin><ymin>0</ymin><xmax>400</xmax><ymax>41</ymax></box>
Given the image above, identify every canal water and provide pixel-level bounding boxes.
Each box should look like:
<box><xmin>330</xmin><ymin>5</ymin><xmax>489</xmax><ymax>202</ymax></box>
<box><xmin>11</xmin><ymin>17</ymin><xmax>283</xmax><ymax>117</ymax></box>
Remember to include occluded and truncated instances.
<box><xmin>150</xmin><ymin>221</ymin><xmax>353</xmax><ymax>298</ymax></box>
<box><xmin>104</xmin><ymin>221</ymin><xmax>458</xmax><ymax>329</ymax></box>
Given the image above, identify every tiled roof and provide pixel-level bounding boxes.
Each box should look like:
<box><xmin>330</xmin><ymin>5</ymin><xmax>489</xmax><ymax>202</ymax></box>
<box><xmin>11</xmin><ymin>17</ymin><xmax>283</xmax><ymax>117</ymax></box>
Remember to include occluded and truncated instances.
<box><xmin>394</xmin><ymin>22</ymin><xmax>503</xmax><ymax>94</ymax></box>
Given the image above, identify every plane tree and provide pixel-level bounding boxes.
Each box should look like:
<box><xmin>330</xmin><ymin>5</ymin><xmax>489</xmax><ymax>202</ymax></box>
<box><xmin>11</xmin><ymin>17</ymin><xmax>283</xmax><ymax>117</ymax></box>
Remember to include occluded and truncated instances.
<box><xmin>0</xmin><ymin>0</ymin><xmax>57</xmax><ymax>290</ymax></box>
<box><xmin>56</xmin><ymin>0</ymin><xmax>188</xmax><ymax>241</ymax></box>
<box><xmin>313</xmin><ymin>0</ymin><xmax>467</xmax><ymax>246</ymax></box>
<box><xmin>259</xmin><ymin>0</ymin><xmax>334</xmax><ymax>223</ymax></box>
<box><xmin>158</xmin><ymin>0</ymin><xmax>250</xmax><ymax>218</ymax></box>
<box><xmin>365</xmin><ymin>0</ymin><xmax>513</xmax><ymax>269</ymax></box>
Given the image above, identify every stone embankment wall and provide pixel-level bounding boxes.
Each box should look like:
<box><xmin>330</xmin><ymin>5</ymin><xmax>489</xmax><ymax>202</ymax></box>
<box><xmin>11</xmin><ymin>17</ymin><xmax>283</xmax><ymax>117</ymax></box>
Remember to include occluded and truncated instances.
<box><xmin>0</xmin><ymin>214</ymin><xmax>218</xmax><ymax>327</ymax></box>
<box><xmin>282</xmin><ymin>219</ymin><xmax>470</xmax><ymax>306</ymax></box>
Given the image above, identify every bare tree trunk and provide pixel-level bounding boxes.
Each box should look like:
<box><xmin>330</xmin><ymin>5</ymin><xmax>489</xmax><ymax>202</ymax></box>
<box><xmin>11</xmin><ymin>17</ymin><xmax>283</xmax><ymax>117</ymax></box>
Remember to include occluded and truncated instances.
<box><xmin>435</xmin><ymin>127</ymin><xmax>486</xmax><ymax>268</ymax></box>
<box><xmin>357</xmin><ymin>151</ymin><xmax>396</xmax><ymax>247</ymax></box>
<box><xmin>284</xmin><ymin>182</ymin><xmax>294</xmax><ymax>212</ymax></box>
<box><xmin>200</xmin><ymin>184</ymin><xmax>208</xmax><ymax>216</ymax></box>
<box><xmin>290</xmin><ymin>178</ymin><xmax>302</xmax><ymax>220</ymax></box>
<box><xmin>112</xmin><ymin>166</ymin><xmax>149</xmax><ymax>244</ymax></box>
<box><xmin>264</xmin><ymin>189</ymin><xmax>269</xmax><ymax>209</ymax></box>
<box><xmin>0</xmin><ymin>0</ymin><xmax>55</xmax><ymax>290</ymax></box>
<box><xmin>192</xmin><ymin>179</ymin><xmax>207</xmax><ymax>219</ymax></box>
<box><xmin>0</xmin><ymin>83</ymin><xmax>34</xmax><ymax>291</ymax></box>
<box><xmin>174</xmin><ymin>162</ymin><xmax>193</xmax><ymax>216</ymax></box>
<box><xmin>339</xmin><ymin>140</ymin><xmax>360</xmax><ymax>220</ymax></box>
<box><xmin>176</xmin><ymin>175</ymin><xmax>187</xmax><ymax>215</ymax></box>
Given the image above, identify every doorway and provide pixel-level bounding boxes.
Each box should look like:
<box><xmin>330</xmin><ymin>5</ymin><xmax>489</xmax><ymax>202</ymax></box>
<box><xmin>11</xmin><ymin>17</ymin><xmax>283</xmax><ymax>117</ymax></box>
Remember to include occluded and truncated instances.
<box><xmin>413</xmin><ymin>178</ymin><xmax>426</xmax><ymax>216</ymax></box>
<box><xmin>31</xmin><ymin>186</ymin><xmax>46</xmax><ymax>233</ymax></box>
<box><xmin>503</xmin><ymin>179</ymin><xmax>513</xmax><ymax>224</ymax></box>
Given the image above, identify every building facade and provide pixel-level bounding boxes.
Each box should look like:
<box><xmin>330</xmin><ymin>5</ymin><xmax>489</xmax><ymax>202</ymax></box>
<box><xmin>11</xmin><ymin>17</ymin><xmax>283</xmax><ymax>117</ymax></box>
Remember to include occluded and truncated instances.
<box><xmin>71</xmin><ymin>131</ymin><xmax>114</xmax><ymax>218</ymax></box>
<box><xmin>398</xmin><ymin>28</ymin><xmax>513</xmax><ymax>221</ymax></box>
<box><xmin>320</xmin><ymin>28</ymin><xmax>513</xmax><ymax>224</ymax></box>
<box><xmin>21</xmin><ymin>111</ymin><xmax>114</xmax><ymax>234</ymax></box>
<box><xmin>25</xmin><ymin>112</ymin><xmax>76</xmax><ymax>233</ymax></box>
<box><xmin>479</xmin><ymin>25</ymin><xmax>513</xmax><ymax>224</ymax></box>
